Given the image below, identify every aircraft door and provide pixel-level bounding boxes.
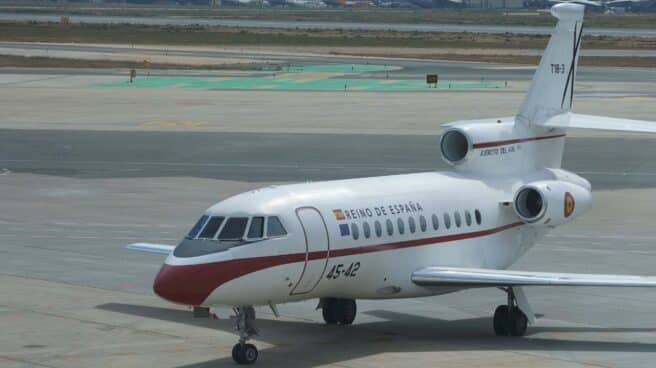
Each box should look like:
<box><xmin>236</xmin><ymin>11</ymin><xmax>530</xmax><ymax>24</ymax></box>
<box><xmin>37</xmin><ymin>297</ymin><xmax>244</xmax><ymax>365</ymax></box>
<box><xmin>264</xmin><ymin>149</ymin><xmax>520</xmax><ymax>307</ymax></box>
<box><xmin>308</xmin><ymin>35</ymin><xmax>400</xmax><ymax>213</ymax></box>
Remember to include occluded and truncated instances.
<box><xmin>290</xmin><ymin>207</ymin><xmax>330</xmax><ymax>295</ymax></box>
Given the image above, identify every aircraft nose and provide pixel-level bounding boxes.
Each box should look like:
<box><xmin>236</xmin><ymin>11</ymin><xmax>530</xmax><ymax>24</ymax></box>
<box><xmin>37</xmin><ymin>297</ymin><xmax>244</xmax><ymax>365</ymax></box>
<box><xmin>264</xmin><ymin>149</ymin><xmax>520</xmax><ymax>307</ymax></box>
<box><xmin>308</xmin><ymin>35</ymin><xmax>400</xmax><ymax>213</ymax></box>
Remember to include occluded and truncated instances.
<box><xmin>153</xmin><ymin>263</ymin><xmax>211</xmax><ymax>306</ymax></box>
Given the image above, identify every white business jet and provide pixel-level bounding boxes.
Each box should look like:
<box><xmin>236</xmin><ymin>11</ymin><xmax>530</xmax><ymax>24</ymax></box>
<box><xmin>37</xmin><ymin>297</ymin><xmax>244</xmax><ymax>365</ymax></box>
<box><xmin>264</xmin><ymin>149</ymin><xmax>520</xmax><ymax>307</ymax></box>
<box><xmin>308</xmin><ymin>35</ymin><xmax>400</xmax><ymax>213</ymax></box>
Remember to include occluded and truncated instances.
<box><xmin>129</xmin><ymin>4</ymin><xmax>656</xmax><ymax>365</ymax></box>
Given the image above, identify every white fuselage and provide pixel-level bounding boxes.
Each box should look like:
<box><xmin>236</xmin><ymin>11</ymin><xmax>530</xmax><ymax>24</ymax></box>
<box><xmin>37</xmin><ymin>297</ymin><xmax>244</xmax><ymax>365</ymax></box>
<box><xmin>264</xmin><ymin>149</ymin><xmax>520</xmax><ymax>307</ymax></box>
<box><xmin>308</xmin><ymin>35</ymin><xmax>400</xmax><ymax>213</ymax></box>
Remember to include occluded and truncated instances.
<box><xmin>154</xmin><ymin>167</ymin><xmax>562</xmax><ymax>307</ymax></box>
<box><xmin>153</xmin><ymin>119</ymin><xmax>593</xmax><ymax>308</ymax></box>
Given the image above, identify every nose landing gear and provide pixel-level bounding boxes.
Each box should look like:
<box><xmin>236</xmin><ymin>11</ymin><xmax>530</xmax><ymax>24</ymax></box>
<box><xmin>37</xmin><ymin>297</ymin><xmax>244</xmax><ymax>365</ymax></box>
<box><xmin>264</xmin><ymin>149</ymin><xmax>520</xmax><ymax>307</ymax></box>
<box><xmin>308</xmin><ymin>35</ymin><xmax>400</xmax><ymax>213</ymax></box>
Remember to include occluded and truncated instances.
<box><xmin>232</xmin><ymin>306</ymin><xmax>259</xmax><ymax>365</ymax></box>
<box><xmin>320</xmin><ymin>298</ymin><xmax>356</xmax><ymax>325</ymax></box>
<box><xmin>493</xmin><ymin>287</ymin><xmax>528</xmax><ymax>337</ymax></box>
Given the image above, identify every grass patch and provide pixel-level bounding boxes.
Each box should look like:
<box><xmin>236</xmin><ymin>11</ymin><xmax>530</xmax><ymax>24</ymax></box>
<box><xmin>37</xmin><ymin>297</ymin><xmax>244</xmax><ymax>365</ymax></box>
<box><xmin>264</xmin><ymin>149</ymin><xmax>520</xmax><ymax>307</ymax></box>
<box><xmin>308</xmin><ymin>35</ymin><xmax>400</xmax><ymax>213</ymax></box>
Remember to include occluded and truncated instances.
<box><xmin>2</xmin><ymin>4</ymin><xmax>656</xmax><ymax>29</ymax></box>
<box><xmin>0</xmin><ymin>54</ymin><xmax>272</xmax><ymax>70</ymax></box>
<box><xmin>1</xmin><ymin>21</ymin><xmax>655</xmax><ymax>50</ymax></box>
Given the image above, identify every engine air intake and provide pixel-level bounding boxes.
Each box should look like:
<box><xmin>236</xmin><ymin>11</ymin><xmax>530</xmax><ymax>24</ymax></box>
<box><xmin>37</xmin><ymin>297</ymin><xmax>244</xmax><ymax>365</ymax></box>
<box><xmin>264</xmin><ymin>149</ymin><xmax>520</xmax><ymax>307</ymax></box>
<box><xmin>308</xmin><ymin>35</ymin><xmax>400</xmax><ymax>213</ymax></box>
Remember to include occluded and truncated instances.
<box><xmin>514</xmin><ymin>187</ymin><xmax>545</xmax><ymax>222</ymax></box>
<box><xmin>513</xmin><ymin>180</ymin><xmax>591</xmax><ymax>227</ymax></box>
<box><xmin>440</xmin><ymin>130</ymin><xmax>470</xmax><ymax>164</ymax></box>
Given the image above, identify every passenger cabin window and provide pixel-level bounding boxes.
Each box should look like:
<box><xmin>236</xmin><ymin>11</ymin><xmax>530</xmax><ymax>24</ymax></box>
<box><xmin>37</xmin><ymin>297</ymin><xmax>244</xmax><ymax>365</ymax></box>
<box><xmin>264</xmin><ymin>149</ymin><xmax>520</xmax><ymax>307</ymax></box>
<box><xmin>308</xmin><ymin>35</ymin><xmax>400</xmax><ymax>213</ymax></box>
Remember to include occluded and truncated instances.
<box><xmin>267</xmin><ymin>216</ymin><xmax>287</xmax><ymax>237</ymax></box>
<box><xmin>198</xmin><ymin>216</ymin><xmax>224</xmax><ymax>239</ymax></box>
<box><xmin>432</xmin><ymin>214</ymin><xmax>439</xmax><ymax>230</ymax></box>
<box><xmin>375</xmin><ymin>220</ymin><xmax>382</xmax><ymax>237</ymax></box>
<box><xmin>351</xmin><ymin>223</ymin><xmax>360</xmax><ymax>240</ymax></box>
<box><xmin>187</xmin><ymin>215</ymin><xmax>209</xmax><ymax>239</ymax></box>
<box><xmin>465</xmin><ymin>211</ymin><xmax>472</xmax><ymax>226</ymax></box>
<box><xmin>408</xmin><ymin>216</ymin><xmax>416</xmax><ymax>234</ymax></box>
<box><xmin>397</xmin><ymin>218</ymin><xmax>405</xmax><ymax>235</ymax></box>
<box><xmin>444</xmin><ymin>213</ymin><xmax>451</xmax><ymax>229</ymax></box>
<box><xmin>247</xmin><ymin>216</ymin><xmax>264</xmax><ymax>238</ymax></box>
<box><xmin>219</xmin><ymin>217</ymin><xmax>248</xmax><ymax>240</ymax></box>
<box><xmin>419</xmin><ymin>215</ymin><xmax>427</xmax><ymax>232</ymax></box>
<box><xmin>363</xmin><ymin>222</ymin><xmax>371</xmax><ymax>239</ymax></box>
<box><xmin>475</xmin><ymin>209</ymin><xmax>482</xmax><ymax>225</ymax></box>
<box><xmin>386</xmin><ymin>219</ymin><xmax>394</xmax><ymax>236</ymax></box>
<box><xmin>454</xmin><ymin>212</ymin><xmax>462</xmax><ymax>228</ymax></box>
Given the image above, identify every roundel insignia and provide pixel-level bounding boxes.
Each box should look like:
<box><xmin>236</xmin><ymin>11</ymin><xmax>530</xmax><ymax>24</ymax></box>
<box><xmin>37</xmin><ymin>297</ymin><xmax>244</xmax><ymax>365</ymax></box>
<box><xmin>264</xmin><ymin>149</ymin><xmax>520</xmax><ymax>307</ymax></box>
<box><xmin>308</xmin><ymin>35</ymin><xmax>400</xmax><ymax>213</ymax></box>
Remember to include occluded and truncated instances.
<box><xmin>564</xmin><ymin>192</ymin><xmax>575</xmax><ymax>218</ymax></box>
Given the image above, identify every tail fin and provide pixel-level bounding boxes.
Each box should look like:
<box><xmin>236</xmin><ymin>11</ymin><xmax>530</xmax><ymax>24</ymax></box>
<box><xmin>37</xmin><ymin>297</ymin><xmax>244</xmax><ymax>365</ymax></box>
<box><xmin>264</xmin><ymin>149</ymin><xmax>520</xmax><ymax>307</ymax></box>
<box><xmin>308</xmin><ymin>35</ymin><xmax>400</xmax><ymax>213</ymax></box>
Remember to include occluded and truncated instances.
<box><xmin>516</xmin><ymin>3</ymin><xmax>584</xmax><ymax>126</ymax></box>
<box><xmin>519</xmin><ymin>3</ymin><xmax>656</xmax><ymax>133</ymax></box>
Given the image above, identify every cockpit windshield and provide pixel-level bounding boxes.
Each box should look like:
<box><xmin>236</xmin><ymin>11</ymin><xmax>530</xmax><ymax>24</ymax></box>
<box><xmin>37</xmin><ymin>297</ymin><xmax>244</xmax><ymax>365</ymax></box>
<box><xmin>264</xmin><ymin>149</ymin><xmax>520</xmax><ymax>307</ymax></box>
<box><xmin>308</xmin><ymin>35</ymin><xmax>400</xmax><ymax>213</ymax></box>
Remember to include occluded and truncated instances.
<box><xmin>173</xmin><ymin>214</ymin><xmax>288</xmax><ymax>258</ymax></box>
<box><xmin>247</xmin><ymin>217</ymin><xmax>264</xmax><ymax>238</ymax></box>
<box><xmin>218</xmin><ymin>217</ymin><xmax>249</xmax><ymax>240</ymax></box>
<box><xmin>198</xmin><ymin>216</ymin><xmax>224</xmax><ymax>239</ymax></box>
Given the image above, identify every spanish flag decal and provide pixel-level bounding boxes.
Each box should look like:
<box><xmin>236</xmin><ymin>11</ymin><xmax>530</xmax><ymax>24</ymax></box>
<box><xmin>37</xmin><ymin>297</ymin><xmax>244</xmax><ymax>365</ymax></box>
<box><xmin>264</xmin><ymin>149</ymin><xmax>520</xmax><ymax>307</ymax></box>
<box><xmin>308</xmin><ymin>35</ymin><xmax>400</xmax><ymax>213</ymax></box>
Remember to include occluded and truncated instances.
<box><xmin>564</xmin><ymin>192</ymin><xmax>575</xmax><ymax>218</ymax></box>
<box><xmin>333</xmin><ymin>209</ymin><xmax>346</xmax><ymax>221</ymax></box>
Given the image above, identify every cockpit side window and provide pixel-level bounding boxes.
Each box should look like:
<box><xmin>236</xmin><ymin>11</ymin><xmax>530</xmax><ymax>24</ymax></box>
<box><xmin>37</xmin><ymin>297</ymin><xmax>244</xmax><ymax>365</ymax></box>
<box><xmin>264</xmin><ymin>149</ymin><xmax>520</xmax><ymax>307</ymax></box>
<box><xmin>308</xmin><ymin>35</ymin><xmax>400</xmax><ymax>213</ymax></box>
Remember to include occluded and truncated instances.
<box><xmin>187</xmin><ymin>215</ymin><xmax>210</xmax><ymax>239</ymax></box>
<box><xmin>266</xmin><ymin>216</ymin><xmax>287</xmax><ymax>237</ymax></box>
<box><xmin>198</xmin><ymin>216</ymin><xmax>224</xmax><ymax>239</ymax></box>
<box><xmin>247</xmin><ymin>216</ymin><xmax>264</xmax><ymax>239</ymax></box>
<box><xmin>186</xmin><ymin>215</ymin><xmax>209</xmax><ymax>239</ymax></box>
<box><xmin>218</xmin><ymin>217</ymin><xmax>249</xmax><ymax>240</ymax></box>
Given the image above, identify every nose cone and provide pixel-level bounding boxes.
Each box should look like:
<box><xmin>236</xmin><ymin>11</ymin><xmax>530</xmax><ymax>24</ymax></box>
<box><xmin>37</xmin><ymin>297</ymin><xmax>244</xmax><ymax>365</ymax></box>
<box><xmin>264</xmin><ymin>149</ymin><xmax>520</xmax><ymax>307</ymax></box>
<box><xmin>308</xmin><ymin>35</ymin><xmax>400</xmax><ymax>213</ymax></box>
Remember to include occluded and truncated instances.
<box><xmin>153</xmin><ymin>264</ymin><xmax>212</xmax><ymax>306</ymax></box>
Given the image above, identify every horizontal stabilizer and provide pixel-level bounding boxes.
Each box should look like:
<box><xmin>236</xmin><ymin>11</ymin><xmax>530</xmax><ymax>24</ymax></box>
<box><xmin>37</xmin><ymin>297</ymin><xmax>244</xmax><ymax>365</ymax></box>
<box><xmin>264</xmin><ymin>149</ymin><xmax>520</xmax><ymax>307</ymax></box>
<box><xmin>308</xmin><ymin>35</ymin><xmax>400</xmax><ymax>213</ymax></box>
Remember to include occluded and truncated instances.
<box><xmin>126</xmin><ymin>243</ymin><xmax>175</xmax><ymax>255</ymax></box>
<box><xmin>542</xmin><ymin>113</ymin><xmax>656</xmax><ymax>133</ymax></box>
<box><xmin>412</xmin><ymin>267</ymin><xmax>656</xmax><ymax>287</ymax></box>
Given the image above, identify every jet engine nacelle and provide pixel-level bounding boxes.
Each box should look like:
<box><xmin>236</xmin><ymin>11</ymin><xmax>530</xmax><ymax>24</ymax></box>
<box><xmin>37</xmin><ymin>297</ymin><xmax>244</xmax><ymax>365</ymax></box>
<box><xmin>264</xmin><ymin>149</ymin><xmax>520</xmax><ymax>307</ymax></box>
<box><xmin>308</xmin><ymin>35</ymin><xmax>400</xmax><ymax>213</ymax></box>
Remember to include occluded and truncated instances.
<box><xmin>513</xmin><ymin>180</ymin><xmax>591</xmax><ymax>227</ymax></box>
<box><xmin>439</xmin><ymin>119</ymin><xmax>566</xmax><ymax>176</ymax></box>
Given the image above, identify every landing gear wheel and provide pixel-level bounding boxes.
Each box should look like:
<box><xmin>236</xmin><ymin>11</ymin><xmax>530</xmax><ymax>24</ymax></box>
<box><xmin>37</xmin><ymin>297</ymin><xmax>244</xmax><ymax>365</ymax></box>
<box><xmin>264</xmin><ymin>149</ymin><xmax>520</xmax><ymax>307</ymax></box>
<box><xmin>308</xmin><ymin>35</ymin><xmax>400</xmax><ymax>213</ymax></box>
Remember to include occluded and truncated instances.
<box><xmin>231</xmin><ymin>307</ymin><xmax>259</xmax><ymax>364</ymax></box>
<box><xmin>241</xmin><ymin>344</ymin><xmax>258</xmax><ymax>364</ymax></box>
<box><xmin>321</xmin><ymin>298</ymin><xmax>357</xmax><ymax>325</ymax></box>
<box><xmin>507</xmin><ymin>309</ymin><xmax>528</xmax><ymax>337</ymax></box>
<box><xmin>232</xmin><ymin>343</ymin><xmax>258</xmax><ymax>365</ymax></box>
<box><xmin>337</xmin><ymin>299</ymin><xmax>356</xmax><ymax>325</ymax></box>
<box><xmin>493</xmin><ymin>288</ymin><xmax>529</xmax><ymax>337</ymax></box>
<box><xmin>232</xmin><ymin>343</ymin><xmax>241</xmax><ymax>363</ymax></box>
<box><xmin>322</xmin><ymin>298</ymin><xmax>338</xmax><ymax>325</ymax></box>
<box><xmin>493</xmin><ymin>305</ymin><xmax>509</xmax><ymax>336</ymax></box>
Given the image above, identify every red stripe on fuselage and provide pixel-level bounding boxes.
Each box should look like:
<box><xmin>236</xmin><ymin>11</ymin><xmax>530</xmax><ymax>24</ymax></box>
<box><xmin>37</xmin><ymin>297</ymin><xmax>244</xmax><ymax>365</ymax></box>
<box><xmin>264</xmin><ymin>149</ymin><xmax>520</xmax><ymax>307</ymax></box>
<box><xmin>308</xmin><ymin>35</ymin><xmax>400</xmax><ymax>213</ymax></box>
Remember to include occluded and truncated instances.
<box><xmin>154</xmin><ymin>221</ymin><xmax>524</xmax><ymax>306</ymax></box>
<box><xmin>473</xmin><ymin>134</ymin><xmax>566</xmax><ymax>149</ymax></box>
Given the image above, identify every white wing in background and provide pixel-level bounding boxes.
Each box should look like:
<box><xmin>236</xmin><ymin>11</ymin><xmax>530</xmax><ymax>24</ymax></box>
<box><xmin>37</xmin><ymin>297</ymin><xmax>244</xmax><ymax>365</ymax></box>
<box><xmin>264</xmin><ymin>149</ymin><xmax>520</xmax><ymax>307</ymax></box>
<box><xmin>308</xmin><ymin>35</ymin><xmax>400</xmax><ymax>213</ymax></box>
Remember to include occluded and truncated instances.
<box><xmin>126</xmin><ymin>243</ymin><xmax>175</xmax><ymax>255</ymax></box>
<box><xmin>412</xmin><ymin>267</ymin><xmax>656</xmax><ymax>287</ymax></box>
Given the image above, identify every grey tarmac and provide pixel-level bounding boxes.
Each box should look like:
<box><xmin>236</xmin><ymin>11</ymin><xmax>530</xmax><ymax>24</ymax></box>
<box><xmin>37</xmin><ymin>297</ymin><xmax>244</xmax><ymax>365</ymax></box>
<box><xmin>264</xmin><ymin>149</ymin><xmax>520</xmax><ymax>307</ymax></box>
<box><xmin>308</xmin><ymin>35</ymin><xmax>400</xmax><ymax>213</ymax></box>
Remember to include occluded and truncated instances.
<box><xmin>1</xmin><ymin>61</ymin><xmax>656</xmax><ymax>367</ymax></box>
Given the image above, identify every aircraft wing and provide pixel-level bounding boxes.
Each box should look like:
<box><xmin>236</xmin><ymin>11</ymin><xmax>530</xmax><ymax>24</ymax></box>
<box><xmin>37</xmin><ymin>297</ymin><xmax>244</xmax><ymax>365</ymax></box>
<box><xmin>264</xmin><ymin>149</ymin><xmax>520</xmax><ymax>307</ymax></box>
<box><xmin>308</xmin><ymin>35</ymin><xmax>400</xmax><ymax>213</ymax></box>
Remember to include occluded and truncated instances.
<box><xmin>540</xmin><ymin>113</ymin><xmax>656</xmax><ymax>133</ymax></box>
<box><xmin>606</xmin><ymin>0</ymin><xmax>645</xmax><ymax>3</ymax></box>
<box><xmin>412</xmin><ymin>267</ymin><xmax>656</xmax><ymax>288</ymax></box>
<box><xmin>548</xmin><ymin>0</ymin><xmax>602</xmax><ymax>6</ymax></box>
<box><xmin>126</xmin><ymin>243</ymin><xmax>175</xmax><ymax>255</ymax></box>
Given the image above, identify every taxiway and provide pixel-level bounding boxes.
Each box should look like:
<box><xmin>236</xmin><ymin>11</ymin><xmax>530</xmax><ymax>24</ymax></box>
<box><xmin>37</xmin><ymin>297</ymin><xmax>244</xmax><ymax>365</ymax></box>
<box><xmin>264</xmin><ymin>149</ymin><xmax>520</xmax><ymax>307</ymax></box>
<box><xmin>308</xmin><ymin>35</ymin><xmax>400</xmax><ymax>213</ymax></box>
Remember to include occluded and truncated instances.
<box><xmin>1</xmin><ymin>58</ymin><xmax>656</xmax><ymax>367</ymax></box>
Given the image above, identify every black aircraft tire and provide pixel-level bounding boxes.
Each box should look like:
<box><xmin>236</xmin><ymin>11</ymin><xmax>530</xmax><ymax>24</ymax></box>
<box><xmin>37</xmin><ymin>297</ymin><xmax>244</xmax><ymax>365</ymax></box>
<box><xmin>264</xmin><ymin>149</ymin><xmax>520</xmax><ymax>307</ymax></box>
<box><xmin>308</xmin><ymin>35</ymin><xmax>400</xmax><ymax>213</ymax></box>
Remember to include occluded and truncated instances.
<box><xmin>241</xmin><ymin>344</ymin><xmax>258</xmax><ymax>365</ymax></box>
<box><xmin>232</xmin><ymin>343</ymin><xmax>243</xmax><ymax>364</ymax></box>
<box><xmin>507</xmin><ymin>309</ymin><xmax>528</xmax><ymax>337</ymax></box>
<box><xmin>338</xmin><ymin>299</ymin><xmax>357</xmax><ymax>325</ymax></box>
<box><xmin>493</xmin><ymin>305</ymin><xmax>509</xmax><ymax>336</ymax></box>
<box><xmin>322</xmin><ymin>298</ymin><xmax>338</xmax><ymax>325</ymax></box>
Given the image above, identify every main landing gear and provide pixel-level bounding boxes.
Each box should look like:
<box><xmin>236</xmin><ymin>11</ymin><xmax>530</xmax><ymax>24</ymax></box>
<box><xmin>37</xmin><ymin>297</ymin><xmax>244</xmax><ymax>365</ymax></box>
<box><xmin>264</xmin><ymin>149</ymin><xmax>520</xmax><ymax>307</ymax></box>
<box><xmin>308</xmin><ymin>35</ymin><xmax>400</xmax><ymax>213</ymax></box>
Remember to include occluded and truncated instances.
<box><xmin>321</xmin><ymin>298</ymin><xmax>357</xmax><ymax>325</ymax></box>
<box><xmin>232</xmin><ymin>306</ymin><xmax>259</xmax><ymax>365</ymax></box>
<box><xmin>493</xmin><ymin>287</ymin><xmax>528</xmax><ymax>337</ymax></box>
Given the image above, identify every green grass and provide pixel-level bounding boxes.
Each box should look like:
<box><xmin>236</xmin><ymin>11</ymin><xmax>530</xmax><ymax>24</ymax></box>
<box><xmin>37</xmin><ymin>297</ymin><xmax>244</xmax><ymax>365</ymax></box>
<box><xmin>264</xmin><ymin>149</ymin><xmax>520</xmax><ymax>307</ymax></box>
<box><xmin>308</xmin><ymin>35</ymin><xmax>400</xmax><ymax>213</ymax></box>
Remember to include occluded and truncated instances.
<box><xmin>2</xmin><ymin>4</ymin><xmax>656</xmax><ymax>29</ymax></box>
<box><xmin>96</xmin><ymin>75</ymin><xmax>502</xmax><ymax>91</ymax></box>
<box><xmin>1</xmin><ymin>22</ymin><xmax>654</xmax><ymax>50</ymax></box>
